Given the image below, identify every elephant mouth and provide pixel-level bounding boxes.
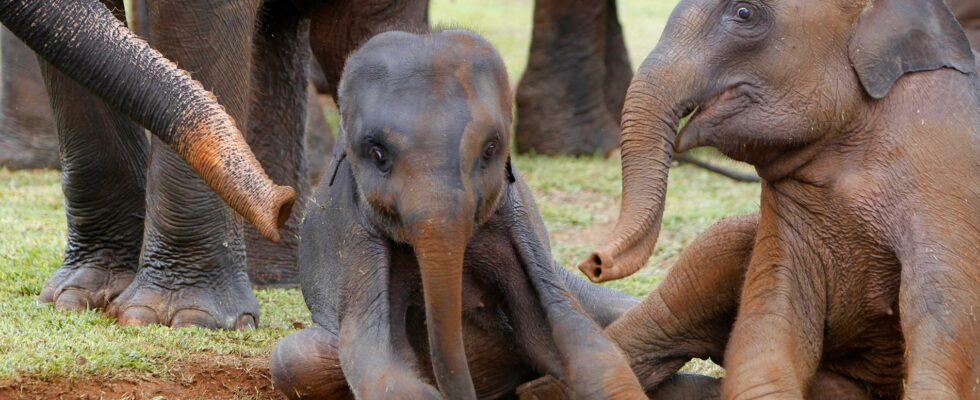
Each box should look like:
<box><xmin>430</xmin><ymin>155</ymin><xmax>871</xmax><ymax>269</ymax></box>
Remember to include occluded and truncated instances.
<box><xmin>674</xmin><ymin>83</ymin><xmax>756</xmax><ymax>153</ymax></box>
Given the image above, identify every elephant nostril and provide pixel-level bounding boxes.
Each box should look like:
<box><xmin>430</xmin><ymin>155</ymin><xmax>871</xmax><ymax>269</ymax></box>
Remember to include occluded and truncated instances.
<box><xmin>592</xmin><ymin>254</ymin><xmax>602</xmax><ymax>266</ymax></box>
<box><xmin>592</xmin><ymin>268</ymin><xmax>602</xmax><ymax>279</ymax></box>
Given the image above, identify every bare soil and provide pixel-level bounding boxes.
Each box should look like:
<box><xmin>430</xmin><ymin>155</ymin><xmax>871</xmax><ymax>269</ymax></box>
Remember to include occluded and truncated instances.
<box><xmin>0</xmin><ymin>355</ymin><xmax>281</xmax><ymax>400</ymax></box>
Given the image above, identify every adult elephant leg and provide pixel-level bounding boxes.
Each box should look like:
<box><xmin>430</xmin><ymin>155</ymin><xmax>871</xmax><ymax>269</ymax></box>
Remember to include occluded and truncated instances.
<box><xmin>0</xmin><ymin>26</ymin><xmax>58</xmax><ymax>170</ymax></box>
<box><xmin>515</xmin><ymin>0</ymin><xmax>620</xmax><ymax>156</ymax></box>
<box><xmin>602</xmin><ymin>0</ymin><xmax>631</xmax><ymax>120</ymax></box>
<box><xmin>36</xmin><ymin>0</ymin><xmax>147</xmax><ymax>312</ymax></box>
<box><xmin>243</xmin><ymin>0</ymin><xmax>310</xmax><ymax>288</ymax></box>
<box><xmin>304</xmin><ymin>85</ymin><xmax>333</xmax><ymax>186</ymax></box>
<box><xmin>108</xmin><ymin>0</ymin><xmax>262</xmax><ymax>329</ymax></box>
<box><xmin>309</xmin><ymin>0</ymin><xmax>428</xmax><ymax>99</ymax></box>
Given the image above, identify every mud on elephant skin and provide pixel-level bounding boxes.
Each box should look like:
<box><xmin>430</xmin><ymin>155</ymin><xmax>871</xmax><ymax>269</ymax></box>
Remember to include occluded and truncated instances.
<box><xmin>269</xmin><ymin>30</ymin><xmax>663</xmax><ymax>400</ymax></box>
<box><xmin>577</xmin><ymin>0</ymin><xmax>980</xmax><ymax>398</ymax></box>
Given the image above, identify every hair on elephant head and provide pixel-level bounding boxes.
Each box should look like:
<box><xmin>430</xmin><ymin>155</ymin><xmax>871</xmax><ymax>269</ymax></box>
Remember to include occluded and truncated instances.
<box><xmin>273</xmin><ymin>29</ymin><xmax>646</xmax><ymax>399</ymax></box>
<box><xmin>580</xmin><ymin>0</ymin><xmax>977</xmax><ymax>282</ymax></box>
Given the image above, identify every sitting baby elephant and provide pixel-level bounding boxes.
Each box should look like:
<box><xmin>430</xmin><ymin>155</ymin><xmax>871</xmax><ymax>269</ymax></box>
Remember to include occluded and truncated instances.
<box><xmin>270</xmin><ymin>30</ymin><xmax>654</xmax><ymax>399</ymax></box>
<box><xmin>573</xmin><ymin>0</ymin><xmax>980</xmax><ymax>398</ymax></box>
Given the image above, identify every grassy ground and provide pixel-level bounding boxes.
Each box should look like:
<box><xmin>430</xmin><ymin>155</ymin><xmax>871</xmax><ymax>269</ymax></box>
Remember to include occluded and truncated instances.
<box><xmin>0</xmin><ymin>0</ymin><xmax>761</xmax><ymax>396</ymax></box>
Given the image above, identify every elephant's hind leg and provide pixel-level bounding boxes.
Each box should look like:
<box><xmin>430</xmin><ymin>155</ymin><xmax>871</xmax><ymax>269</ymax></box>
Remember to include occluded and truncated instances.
<box><xmin>243</xmin><ymin>0</ymin><xmax>311</xmax><ymax>288</ymax></box>
<box><xmin>271</xmin><ymin>326</ymin><xmax>352</xmax><ymax>400</ymax></box>
<box><xmin>0</xmin><ymin>26</ymin><xmax>58</xmax><ymax>170</ymax></box>
<box><xmin>514</xmin><ymin>0</ymin><xmax>627</xmax><ymax>156</ymax></box>
<box><xmin>606</xmin><ymin>215</ymin><xmax>757</xmax><ymax>391</ymax></box>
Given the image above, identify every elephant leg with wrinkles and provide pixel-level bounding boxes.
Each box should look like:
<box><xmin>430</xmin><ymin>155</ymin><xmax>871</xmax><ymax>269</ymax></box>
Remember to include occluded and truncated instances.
<box><xmin>243</xmin><ymin>0</ymin><xmax>310</xmax><ymax>288</ymax></box>
<box><xmin>108</xmin><ymin>0</ymin><xmax>263</xmax><ymax>329</ymax></box>
<box><xmin>36</xmin><ymin>0</ymin><xmax>147</xmax><ymax>312</ymax></box>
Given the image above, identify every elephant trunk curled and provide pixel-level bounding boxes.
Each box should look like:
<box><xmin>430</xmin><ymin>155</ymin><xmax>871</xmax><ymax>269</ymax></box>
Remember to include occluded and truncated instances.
<box><xmin>579</xmin><ymin>51</ymin><xmax>698</xmax><ymax>282</ymax></box>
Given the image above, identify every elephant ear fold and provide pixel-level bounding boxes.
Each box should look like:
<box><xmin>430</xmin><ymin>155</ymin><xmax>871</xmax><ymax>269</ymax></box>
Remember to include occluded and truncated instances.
<box><xmin>848</xmin><ymin>0</ymin><xmax>975</xmax><ymax>99</ymax></box>
<box><xmin>327</xmin><ymin>129</ymin><xmax>348</xmax><ymax>187</ymax></box>
<box><xmin>505</xmin><ymin>156</ymin><xmax>516</xmax><ymax>183</ymax></box>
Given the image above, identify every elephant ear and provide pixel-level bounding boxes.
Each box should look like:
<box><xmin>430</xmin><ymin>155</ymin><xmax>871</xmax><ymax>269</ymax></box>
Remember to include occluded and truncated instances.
<box><xmin>848</xmin><ymin>0</ymin><xmax>975</xmax><ymax>99</ymax></box>
<box><xmin>327</xmin><ymin>129</ymin><xmax>348</xmax><ymax>187</ymax></box>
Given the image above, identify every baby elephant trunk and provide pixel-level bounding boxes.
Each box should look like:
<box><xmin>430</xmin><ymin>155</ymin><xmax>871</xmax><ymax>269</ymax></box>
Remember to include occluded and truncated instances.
<box><xmin>410</xmin><ymin>201</ymin><xmax>477</xmax><ymax>400</ymax></box>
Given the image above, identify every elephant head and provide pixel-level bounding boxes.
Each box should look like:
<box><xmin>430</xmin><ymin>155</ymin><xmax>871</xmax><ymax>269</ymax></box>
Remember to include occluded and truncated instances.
<box><xmin>580</xmin><ymin>0</ymin><xmax>975</xmax><ymax>282</ymax></box>
<box><xmin>0</xmin><ymin>0</ymin><xmax>295</xmax><ymax>241</ymax></box>
<box><xmin>334</xmin><ymin>30</ymin><xmax>513</xmax><ymax>399</ymax></box>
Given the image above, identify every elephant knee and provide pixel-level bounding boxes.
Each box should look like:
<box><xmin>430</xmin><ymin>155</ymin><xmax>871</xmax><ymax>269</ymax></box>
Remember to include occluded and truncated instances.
<box><xmin>271</xmin><ymin>327</ymin><xmax>351</xmax><ymax>400</ymax></box>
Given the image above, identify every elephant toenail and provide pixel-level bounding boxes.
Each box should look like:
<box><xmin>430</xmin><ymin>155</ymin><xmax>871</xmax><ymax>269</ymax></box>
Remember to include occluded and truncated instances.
<box><xmin>171</xmin><ymin>309</ymin><xmax>219</xmax><ymax>329</ymax></box>
<box><xmin>117</xmin><ymin>306</ymin><xmax>159</xmax><ymax>326</ymax></box>
<box><xmin>38</xmin><ymin>286</ymin><xmax>56</xmax><ymax>304</ymax></box>
<box><xmin>236</xmin><ymin>314</ymin><xmax>257</xmax><ymax>330</ymax></box>
<box><xmin>55</xmin><ymin>289</ymin><xmax>96</xmax><ymax>311</ymax></box>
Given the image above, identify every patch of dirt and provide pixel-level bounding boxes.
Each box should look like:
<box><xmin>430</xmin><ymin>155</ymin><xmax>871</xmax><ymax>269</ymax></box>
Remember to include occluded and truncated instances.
<box><xmin>0</xmin><ymin>355</ymin><xmax>282</xmax><ymax>400</ymax></box>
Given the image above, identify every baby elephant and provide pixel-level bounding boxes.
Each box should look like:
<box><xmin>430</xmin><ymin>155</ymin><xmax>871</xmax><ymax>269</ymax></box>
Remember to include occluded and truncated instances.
<box><xmin>270</xmin><ymin>30</ymin><xmax>647</xmax><ymax>399</ymax></box>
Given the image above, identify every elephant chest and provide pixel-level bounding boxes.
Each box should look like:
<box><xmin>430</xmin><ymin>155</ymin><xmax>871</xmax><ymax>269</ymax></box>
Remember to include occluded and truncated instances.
<box><xmin>765</xmin><ymin>186</ymin><xmax>906</xmax><ymax>395</ymax></box>
<box><xmin>394</xmin><ymin>228</ymin><xmax>543</xmax><ymax>399</ymax></box>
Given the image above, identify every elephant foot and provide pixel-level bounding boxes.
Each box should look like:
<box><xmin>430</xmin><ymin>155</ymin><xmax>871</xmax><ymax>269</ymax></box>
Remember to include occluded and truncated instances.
<box><xmin>107</xmin><ymin>267</ymin><xmax>258</xmax><ymax>330</ymax></box>
<box><xmin>271</xmin><ymin>326</ymin><xmax>352</xmax><ymax>399</ymax></box>
<box><xmin>39</xmin><ymin>260</ymin><xmax>136</xmax><ymax>311</ymax></box>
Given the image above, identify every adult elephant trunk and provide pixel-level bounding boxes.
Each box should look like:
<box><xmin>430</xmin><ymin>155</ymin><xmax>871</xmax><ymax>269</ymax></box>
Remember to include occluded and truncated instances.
<box><xmin>411</xmin><ymin>202</ymin><xmax>477</xmax><ymax>400</ymax></box>
<box><xmin>579</xmin><ymin>50</ymin><xmax>701</xmax><ymax>283</ymax></box>
<box><xmin>0</xmin><ymin>0</ymin><xmax>294</xmax><ymax>242</ymax></box>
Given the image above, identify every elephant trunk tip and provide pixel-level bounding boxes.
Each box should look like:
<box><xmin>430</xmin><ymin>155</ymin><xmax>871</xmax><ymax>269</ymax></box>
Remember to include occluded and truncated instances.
<box><xmin>252</xmin><ymin>185</ymin><xmax>296</xmax><ymax>243</ymax></box>
<box><xmin>174</xmin><ymin>115</ymin><xmax>298</xmax><ymax>243</ymax></box>
<box><xmin>578</xmin><ymin>248</ymin><xmax>624</xmax><ymax>283</ymax></box>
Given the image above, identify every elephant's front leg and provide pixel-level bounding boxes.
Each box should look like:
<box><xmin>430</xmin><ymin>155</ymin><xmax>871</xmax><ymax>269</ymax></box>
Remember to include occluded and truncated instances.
<box><xmin>36</xmin><ymin>0</ymin><xmax>148</xmax><ymax>312</ymax></box>
<box><xmin>897</xmin><ymin>223</ymin><xmax>980</xmax><ymax>399</ymax></box>
<box><xmin>600</xmin><ymin>216</ymin><xmax>757</xmax><ymax>394</ymax></box>
<box><xmin>107</xmin><ymin>0</ymin><xmax>263</xmax><ymax>329</ymax></box>
<box><xmin>339</xmin><ymin>265</ymin><xmax>440</xmax><ymax>398</ymax></box>
<box><xmin>243</xmin><ymin>0</ymin><xmax>311</xmax><ymax>288</ymax></box>
<box><xmin>722</xmin><ymin>215</ymin><xmax>825</xmax><ymax>399</ymax></box>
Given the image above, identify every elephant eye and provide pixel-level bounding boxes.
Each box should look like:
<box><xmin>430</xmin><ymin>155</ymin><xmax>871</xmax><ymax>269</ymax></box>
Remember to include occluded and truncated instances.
<box><xmin>735</xmin><ymin>6</ymin><xmax>753</xmax><ymax>21</ymax></box>
<box><xmin>369</xmin><ymin>145</ymin><xmax>391</xmax><ymax>173</ymax></box>
<box><xmin>482</xmin><ymin>140</ymin><xmax>497</xmax><ymax>161</ymax></box>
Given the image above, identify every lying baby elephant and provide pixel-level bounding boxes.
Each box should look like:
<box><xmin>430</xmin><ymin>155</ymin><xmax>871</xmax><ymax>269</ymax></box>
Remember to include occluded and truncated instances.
<box><xmin>271</xmin><ymin>30</ymin><xmax>676</xmax><ymax>399</ymax></box>
<box><xmin>573</xmin><ymin>0</ymin><xmax>980</xmax><ymax>398</ymax></box>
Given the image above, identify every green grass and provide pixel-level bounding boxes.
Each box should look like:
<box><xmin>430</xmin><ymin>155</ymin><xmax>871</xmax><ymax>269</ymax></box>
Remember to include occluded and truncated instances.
<box><xmin>1</xmin><ymin>0</ymin><xmax>759</xmax><ymax>388</ymax></box>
